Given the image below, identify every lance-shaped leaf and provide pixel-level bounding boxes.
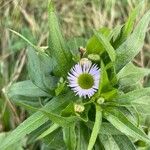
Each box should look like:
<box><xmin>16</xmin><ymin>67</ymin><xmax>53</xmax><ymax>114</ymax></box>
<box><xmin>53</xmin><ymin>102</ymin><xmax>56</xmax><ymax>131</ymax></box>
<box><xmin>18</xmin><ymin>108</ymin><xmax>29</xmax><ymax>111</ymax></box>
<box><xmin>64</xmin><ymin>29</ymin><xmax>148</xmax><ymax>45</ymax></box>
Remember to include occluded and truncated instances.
<box><xmin>104</xmin><ymin>108</ymin><xmax>150</xmax><ymax>144</ymax></box>
<box><xmin>0</xmin><ymin>132</ymin><xmax>24</xmax><ymax>150</ymax></box>
<box><xmin>114</xmin><ymin>87</ymin><xmax>150</xmax><ymax>105</ymax></box>
<box><xmin>112</xmin><ymin>135</ymin><xmax>136</xmax><ymax>150</ymax></box>
<box><xmin>0</xmin><ymin>93</ymin><xmax>74</xmax><ymax>149</ymax></box>
<box><xmin>98</xmin><ymin>61</ymin><xmax>110</xmax><ymax>95</ymax></box>
<box><xmin>113</xmin><ymin>88</ymin><xmax>150</xmax><ymax>114</ymax></box>
<box><xmin>76</xmin><ymin>123</ymin><xmax>90</xmax><ymax>150</ymax></box>
<box><xmin>37</xmin><ymin>123</ymin><xmax>60</xmax><ymax>140</ymax></box>
<box><xmin>48</xmin><ymin>0</ymin><xmax>72</xmax><ymax>76</ymax></box>
<box><xmin>7</xmin><ymin>80</ymin><xmax>49</xmax><ymax>98</ymax></box>
<box><xmin>7</xmin><ymin>80</ymin><xmax>51</xmax><ymax>109</ymax></box>
<box><xmin>99</xmin><ymin>134</ymin><xmax>136</xmax><ymax>150</ymax></box>
<box><xmin>86</xmin><ymin>27</ymin><xmax>111</xmax><ymax>55</ymax></box>
<box><xmin>63</xmin><ymin>123</ymin><xmax>76</xmax><ymax>150</ymax></box>
<box><xmin>40</xmin><ymin>110</ymin><xmax>78</xmax><ymax>127</ymax></box>
<box><xmin>27</xmin><ymin>47</ymin><xmax>57</xmax><ymax>93</ymax></box>
<box><xmin>94</xmin><ymin>30</ymin><xmax>116</xmax><ymax>62</ymax></box>
<box><xmin>100</xmin><ymin>122</ymin><xmax>122</xmax><ymax>135</ymax></box>
<box><xmin>87</xmin><ymin>104</ymin><xmax>102</xmax><ymax>150</ymax></box>
<box><xmin>123</xmin><ymin>1</ymin><xmax>145</xmax><ymax>37</ymax></box>
<box><xmin>117</xmin><ymin>63</ymin><xmax>150</xmax><ymax>91</ymax></box>
<box><xmin>86</xmin><ymin>122</ymin><xmax>123</xmax><ymax>136</ymax></box>
<box><xmin>113</xmin><ymin>1</ymin><xmax>145</xmax><ymax>48</ymax></box>
<box><xmin>43</xmin><ymin>128</ymin><xmax>66</xmax><ymax>149</ymax></box>
<box><xmin>98</xmin><ymin>61</ymin><xmax>117</xmax><ymax>99</ymax></box>
<box><xmin>115</xmin><ymin>10</ymin><xmax>150</xmax><ymax>72</ymax></box>
<box><xmin>67</xmin><ymin>37</ymin><xmax>86</xmax><ymax>62</ymax></box>
<box><xmin>99</xmin><ymin>134</ymin><xmax>120</xmax><ymax>150</ymax></box>
<box><xmin>9</xmin><ymin>29</ymin><xmax>40</xmax><ymax>52</ymax></box>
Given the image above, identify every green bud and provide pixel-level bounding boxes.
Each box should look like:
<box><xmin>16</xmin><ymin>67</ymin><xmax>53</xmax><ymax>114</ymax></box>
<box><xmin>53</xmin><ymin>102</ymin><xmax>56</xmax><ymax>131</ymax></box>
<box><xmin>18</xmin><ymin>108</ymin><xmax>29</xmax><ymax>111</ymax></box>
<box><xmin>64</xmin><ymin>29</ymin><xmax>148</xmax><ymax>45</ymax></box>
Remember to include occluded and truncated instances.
<box><xmin>88</xmin><ymin>54</ymin><xmax>100</xmax><ymax>62</ymax></box>
<box><xmin>74</xmin><ymin>104</ymin><xmax>85</xmax><ymax>113</ymax></box>
<box><xmin>97</xmin><ymin>97</ymin><xmax>105</xmax><ymax>104</ymax></box>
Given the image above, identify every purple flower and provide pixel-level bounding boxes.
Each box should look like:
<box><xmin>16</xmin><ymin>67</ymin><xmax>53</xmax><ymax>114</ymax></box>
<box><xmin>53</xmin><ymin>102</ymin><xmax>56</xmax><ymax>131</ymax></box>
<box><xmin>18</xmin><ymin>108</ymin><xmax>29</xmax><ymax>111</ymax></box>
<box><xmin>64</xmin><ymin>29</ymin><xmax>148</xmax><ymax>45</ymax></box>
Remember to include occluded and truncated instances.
<box><xmin>67</xmin><ymin>59</ymin><xmax>100</xmax><ymax>98</ymax></box>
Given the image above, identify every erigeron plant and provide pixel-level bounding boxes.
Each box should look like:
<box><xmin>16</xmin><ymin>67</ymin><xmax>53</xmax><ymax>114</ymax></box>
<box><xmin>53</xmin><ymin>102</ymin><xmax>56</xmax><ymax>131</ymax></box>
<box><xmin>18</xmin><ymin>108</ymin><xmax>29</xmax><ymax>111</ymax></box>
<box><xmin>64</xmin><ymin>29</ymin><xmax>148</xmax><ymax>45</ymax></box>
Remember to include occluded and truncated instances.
<box><xmin>1</xmin><ymin>1</ymin><xmax>150</xmax><ymax>150</ymax></box>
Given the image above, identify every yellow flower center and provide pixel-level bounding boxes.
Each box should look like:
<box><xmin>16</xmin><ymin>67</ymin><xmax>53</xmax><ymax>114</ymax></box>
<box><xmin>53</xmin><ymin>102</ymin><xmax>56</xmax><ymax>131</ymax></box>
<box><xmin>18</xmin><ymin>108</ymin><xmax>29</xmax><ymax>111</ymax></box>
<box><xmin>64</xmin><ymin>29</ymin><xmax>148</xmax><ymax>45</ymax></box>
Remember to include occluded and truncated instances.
<box><xmin>78</xmin><ymin>73</ymin><xmax>94</xmax><ymax>89</ymax></box>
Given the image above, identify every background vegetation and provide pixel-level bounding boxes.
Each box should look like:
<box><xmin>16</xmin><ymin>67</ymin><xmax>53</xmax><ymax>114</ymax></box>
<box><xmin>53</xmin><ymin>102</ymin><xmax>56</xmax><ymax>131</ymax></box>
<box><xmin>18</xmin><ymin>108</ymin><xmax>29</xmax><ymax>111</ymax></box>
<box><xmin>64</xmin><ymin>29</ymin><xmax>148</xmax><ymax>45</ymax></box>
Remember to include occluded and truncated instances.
<box><xmin>0</xmin><ymin>0</ymin><xmax>150</xmax><ymax>148</ymax></box>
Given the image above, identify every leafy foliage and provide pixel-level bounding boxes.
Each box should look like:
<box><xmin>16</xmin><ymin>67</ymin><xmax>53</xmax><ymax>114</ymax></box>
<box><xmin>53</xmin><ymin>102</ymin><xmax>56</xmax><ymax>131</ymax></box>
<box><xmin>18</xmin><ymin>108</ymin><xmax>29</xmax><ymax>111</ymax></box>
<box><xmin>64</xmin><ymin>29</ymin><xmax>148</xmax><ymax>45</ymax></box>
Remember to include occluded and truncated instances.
<box><xmin>1</xmin><ymin>1</ymin><xmax>150</xmax><ymax>150</ymax></box>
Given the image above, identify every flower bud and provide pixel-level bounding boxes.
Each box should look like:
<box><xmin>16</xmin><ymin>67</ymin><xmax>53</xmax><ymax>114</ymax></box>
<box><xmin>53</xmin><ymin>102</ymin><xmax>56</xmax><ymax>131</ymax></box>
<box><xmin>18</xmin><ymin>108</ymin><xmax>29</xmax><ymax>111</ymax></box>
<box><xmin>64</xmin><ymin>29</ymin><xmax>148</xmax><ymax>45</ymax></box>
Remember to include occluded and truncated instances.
<box><xmin>97</xmin><ymin>97</ymin><xmax>105</xmax><ymax>104</ymax></box>
<box><xmin>74</xmin><ymin>104</ymin><xmax>85</xmax><ymax>113</ymax></box>
<box><xmin>79</xmin><ymin>58</ymin><xmax>92</xmax><ymax>68</ymax></box>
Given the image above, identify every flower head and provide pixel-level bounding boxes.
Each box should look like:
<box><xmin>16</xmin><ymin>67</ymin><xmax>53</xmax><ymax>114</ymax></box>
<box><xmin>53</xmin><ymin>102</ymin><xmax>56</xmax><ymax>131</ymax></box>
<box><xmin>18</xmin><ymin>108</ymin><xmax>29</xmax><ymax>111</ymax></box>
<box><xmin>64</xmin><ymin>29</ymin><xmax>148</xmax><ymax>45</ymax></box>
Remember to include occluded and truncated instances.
<box><xmin>67</xmin><ymin>58</ymin><xmax>100</xmax><ymax>98</ymax></box>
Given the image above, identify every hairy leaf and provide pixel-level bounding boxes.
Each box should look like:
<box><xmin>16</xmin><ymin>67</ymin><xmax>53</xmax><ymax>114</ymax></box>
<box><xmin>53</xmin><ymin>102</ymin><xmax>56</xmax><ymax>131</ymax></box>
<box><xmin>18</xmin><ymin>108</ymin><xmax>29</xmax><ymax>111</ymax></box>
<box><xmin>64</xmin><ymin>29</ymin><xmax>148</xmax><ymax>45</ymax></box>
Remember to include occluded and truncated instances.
<box><xmin>94</xmin><ymin>30</ymin><xmax>116</xmax><ymax>62</ymax></box>
<box><xmin>27</xmin><ymin>47</ymin><xmax>57</xmax><ymax>93</ymax></box>
<box><xmin>48</xmin><ymin>1</ymin><xmax>72</xmax><ymax>76</ymax></box>
<box><xmin>123</xmin><ymin>1</ymin><xmax>145</xmax><ymax>37</ymax></box>
<box><xmin>37</xmin><ymin>123</ymin><xmax>60</xmax><ymax>140</ymax></box>
<box><xmin>117</xmin><ymin>63</ymin><xmax>150</xmax><ymax>89</ymax></box>
<box><xmin>63</xmin><ymin>124</ymin><xmax>76</xmax><ymax>150</ymax></box>
<box><xmin>0</xmin><ymin>93</ymin><xmax>74</xmax><ymax>149</ymax></box>
<box><xmin>115</xmin><ymin>10</ymin><xmax>150</xmax><ymax>72</ymax></box>
<box><xmin>99</xmin><ymin>134</ymin><xmax>136</xmax><ymax>150</ymax></box>
<box><xmin>7</xmin><ymin>80</ymin><xmax>49</xmax><ymax>98</ymax></box>
<box><xmin>114</xmin><ymin>87</ymin><xmax>150</xmax><ymax>105</ymax></box>
<box><xmin>86</xmin><ymin>27</ymin><xmax>111</xmax><ymax>54</ymax></box>
<box><xmin>87</xmin><ymin>104</ymin><xmax>102</xmax><ymax>150</ymax></box>
<box><xmin>104</xmin><ymin>108</ymin><xmax>150</xmax><ymax>144</ymax></box>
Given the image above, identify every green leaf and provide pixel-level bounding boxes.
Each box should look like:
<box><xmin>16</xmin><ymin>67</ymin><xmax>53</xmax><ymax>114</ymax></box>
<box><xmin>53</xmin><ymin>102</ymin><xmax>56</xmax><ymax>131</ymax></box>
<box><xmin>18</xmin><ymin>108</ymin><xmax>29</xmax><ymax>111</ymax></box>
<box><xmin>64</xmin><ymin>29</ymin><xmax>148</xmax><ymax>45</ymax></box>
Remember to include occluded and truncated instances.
<box><xmin>98</xmin><ymin>61</ymin><xmax>114</xmax><ymax>97</ymax></box>
<box><xmin>114</xmin><ymin>87</ymin><xmax>150</xmax><ymax>105</ymax></box>
<box><xmin>61</xmin><ymin>102</ymin><xmax>75</xmax><ymax>117</ymax></box>
<box><xmin>47</xmin><ymin>0</ymin><xmax>72</xmax><ymax>76</ymax></box>
<box><xmin>112</xmin><ymin>1</ymin><xmax>145</xmax><ymax>48</ymax></box>
<box><xmin>40</xmin><ymin>109</ymin><xmax>78</xmax><ymax>127</ymax></box>
<box><xmin>98</xmin><ymin>61</ymin><xmax>109</xmax><ymax>94</ymax></box>
<box><xmin>9</xmin><ymin>29</ymin><xmax>41</xmax><ymax>52</ymax></box>
<box><xmin>38</xmin><ymin>51</ymin><xmax>56</xmax><ymax>74</ymax></box>
<box><xmin>43</xmin><ymin>128</ymin><xmax>66</xmax><ymax>150</ymax></box>
<box><xmin>136</xmin><ymin>104</ymin><xmax>150</xmax><ymax>115</ymax></box>
<box><xmin>110</xmin><ymin>25</ymin><xmax>123</xmax><ymax>43</ymax></box>
<box><xmin>100</xmin><ymin>122</ymin><xmax>123</xmax><ymax>135</ymax></box>
<box><xmin>0</xmin><ymin>132</ymin><xmax>25</xmax><ymax>150</ymax></box>
<box><xmin>117</xmin><ymin>63</ymin><xmax>150</xmax><ymax>89</ymax></box>
<box><xmin>94</xmin><ymin>30</ymin><xmax>116</xmax><ymax>62</ymax></box>
<box><xmin>99</xmin><ymin>134</ymin><xmax>120</xmax><ymax>150</ymax></box>
<box><xmin>104</xmin><ymin>108</ymin><xmax>150</xmax><ymax>144</ymax></box>
<box><xmin>86</xmin><ymin>27</ymin><xmax>111</xmax><ymax>54</ymax></box>
<box><xmin>114</xmin><ymin>88</ymin><xmax>150</xmax><ymax>114</ymax></box>
<box><xmin>87</xmin><ymin>122</ymin><xmax>136</xmax><ymax>149</ymax></box>
<box><xmin>112</xmin><ymin>135</ymin><xmax>136</xmax><ymax>150</ymax></box>
<box><xmin>99</xmin><ymin>134</ymin><xmax>136</xmax><ymax>150</ymax></box>
<box><xmin>86</xmin><ymin>121</ymin><xmax>123</xmax><ymax>136</ymax></box>
<box><xmin>115</xmin><ymin>10</ymin><xmax>150</xmax><ymax>72</ymax></box>
<box><xmin>37</xmin><ymin>123</ymin><xmax>60</xmax><ymax>140</ymax></box>
<box><xmin>87</xmin><ymin>104</ymin><xmax>102</xmax><ymax>150</ymax></box>
<box><xmin>0</xmin><ymin>93</ymin><xmax>74</xmax><ymax>149</ymax></box>
<box><xmin>7</xmin><ymin>80</ymin><xmax>49</xmax><ymax>98</ymax></box>
<box><xmin>76</xmin><ymin>123</ymin><xmax>90</xmax><ymax>150</ymax></box>
<box><xmin>7</xmin><ymin>80</ymin><xmax>51</xmax><ymax>110</ymax></box>
<box><xmin>27</xmin><ymin>47</ymin><xmax>57</xmax><ymax>93</ymax></box>
<box><xmin>63</xmin><ymin>123</ymin><xmax>76</xmax><ymax>150</ymax></box>
<box><xmin>67</xmin><ymin>37</ymin><xmax>86</xmax><ymax>62</ymax></box>
<box><xmin>8</xmin><ymin>95</ymin><xmax>43</xmax><ymax>109</ymax></box>
<box><xmin>123</xmin><ymin>1</ymin><xmax>145</xmax><ymax>37</ymax></box>
<box><xmin>27</xmin><ymin>121</ymin><xmax>52</xmax><ymax>144</ymax></box>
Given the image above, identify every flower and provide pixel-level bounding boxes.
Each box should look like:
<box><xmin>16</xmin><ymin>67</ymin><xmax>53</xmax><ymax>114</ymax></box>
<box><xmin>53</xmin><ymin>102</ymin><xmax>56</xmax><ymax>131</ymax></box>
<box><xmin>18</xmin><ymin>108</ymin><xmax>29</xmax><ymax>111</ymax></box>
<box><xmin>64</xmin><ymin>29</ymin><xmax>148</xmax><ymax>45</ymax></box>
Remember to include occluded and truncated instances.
<box><xmin>67</xmin><ymin>58</ymin><xmax>100</xmax><ymax>98</ymax></box>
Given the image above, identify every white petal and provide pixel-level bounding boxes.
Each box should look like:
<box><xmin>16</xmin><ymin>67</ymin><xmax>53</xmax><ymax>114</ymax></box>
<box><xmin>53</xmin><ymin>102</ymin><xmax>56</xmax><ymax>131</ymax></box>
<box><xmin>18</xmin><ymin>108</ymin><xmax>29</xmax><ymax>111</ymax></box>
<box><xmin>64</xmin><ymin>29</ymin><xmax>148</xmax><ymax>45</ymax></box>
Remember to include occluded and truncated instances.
<box><xmin>67</xmin><ymin>62</ymin><xmax>100</xmax><ymax>98</ymax></box>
